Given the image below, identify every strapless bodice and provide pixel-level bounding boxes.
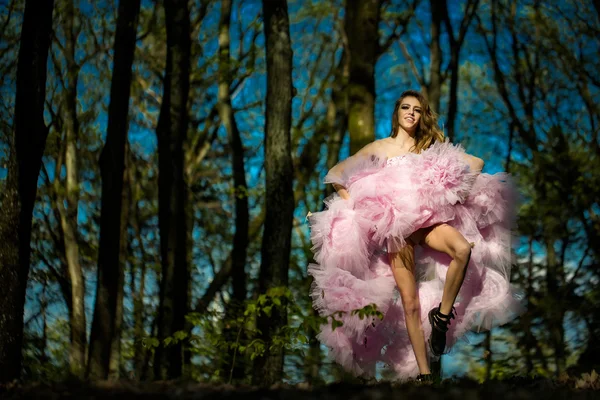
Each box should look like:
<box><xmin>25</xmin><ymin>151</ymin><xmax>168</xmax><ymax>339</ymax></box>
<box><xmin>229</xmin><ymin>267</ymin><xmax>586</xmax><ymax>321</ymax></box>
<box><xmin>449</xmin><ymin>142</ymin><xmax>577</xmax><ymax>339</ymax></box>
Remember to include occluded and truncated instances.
<box><xmin>386</xmin><ymin>154</ymin><xmax>411</xmax><ymax>167</ymax></box>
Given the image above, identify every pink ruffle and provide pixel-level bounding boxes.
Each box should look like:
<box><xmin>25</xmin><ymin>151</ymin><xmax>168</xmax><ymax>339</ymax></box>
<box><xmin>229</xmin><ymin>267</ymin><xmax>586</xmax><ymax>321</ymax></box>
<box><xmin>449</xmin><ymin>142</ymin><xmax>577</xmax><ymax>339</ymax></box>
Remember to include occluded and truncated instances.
<box><xmin>307</xmin><ymin>140</ymin><xmax>524</xmax><ymax>380</ymax></box>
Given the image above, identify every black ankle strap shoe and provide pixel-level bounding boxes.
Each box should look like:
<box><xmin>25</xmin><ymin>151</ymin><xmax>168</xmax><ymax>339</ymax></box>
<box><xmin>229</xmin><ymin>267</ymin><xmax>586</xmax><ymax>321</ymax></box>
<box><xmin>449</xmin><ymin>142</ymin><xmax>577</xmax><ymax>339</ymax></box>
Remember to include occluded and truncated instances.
<box><xmin>428</xmin><ymin>303</ymin><xmax>456</xmax><ymax>356</ymax></box>
<box><xmin>416</xmin><ymin>373</ymin><xmax>434</xmax><ymax>383</ymax></box>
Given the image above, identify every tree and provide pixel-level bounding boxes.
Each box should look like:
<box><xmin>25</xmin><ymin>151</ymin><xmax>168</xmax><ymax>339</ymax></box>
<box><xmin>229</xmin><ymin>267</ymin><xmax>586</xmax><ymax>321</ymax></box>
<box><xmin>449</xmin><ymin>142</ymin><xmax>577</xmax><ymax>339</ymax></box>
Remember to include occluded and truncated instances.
<box><xmin>217</xmin><ymin>0</ymin><xmax>250</xmax><ymax>381</ymax></box>
<box><xmin>439</xmin><ymin>0</ymin><xmax>479</xmax><ymax>140</ymax></box>
<box><xmin>475</xmin><ymin>0</ymin><xmax>600</xmax><ymax>377</ymax></box>
<box><xmin>0</xmin><ymin>0</ymin><xmax>55</xmax><ymax>383</ymax></box>
<box><xmin>345</xmin><ymin>0</ymin><xmax>379</xmax><ymax>154</ymax></box>
<box><xmin>50</xmin><ymin>0</ymin><xmax>87</xmax><ymax>376</ymax></box>
<box><xmin>252</xmin><ymin>0</ymin><xmax>294</xmax><ymax>385</ymax></box>
<box><xmin>154</xmin><ymin>0</ymin><xmax>191</xmax><ymax>380</ymax></box>
<box><xmin>399</xmin><ymin>0</ymin><xmax>479</xmax><ymax>139</ymax></box>
<box><xmin>87</xmin><ymin>0</ymin><xmax>141</xmax><ymax>379</ymax></box>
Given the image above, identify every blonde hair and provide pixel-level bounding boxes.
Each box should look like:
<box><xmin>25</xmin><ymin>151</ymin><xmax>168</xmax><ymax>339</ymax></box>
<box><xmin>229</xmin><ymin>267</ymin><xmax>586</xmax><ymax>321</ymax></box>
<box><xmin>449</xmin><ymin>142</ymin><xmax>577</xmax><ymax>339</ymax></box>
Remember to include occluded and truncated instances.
<box><xmin>390</xmin><ymin>89</ymin><xmax>444</xmax><ymax>153</ymax></box>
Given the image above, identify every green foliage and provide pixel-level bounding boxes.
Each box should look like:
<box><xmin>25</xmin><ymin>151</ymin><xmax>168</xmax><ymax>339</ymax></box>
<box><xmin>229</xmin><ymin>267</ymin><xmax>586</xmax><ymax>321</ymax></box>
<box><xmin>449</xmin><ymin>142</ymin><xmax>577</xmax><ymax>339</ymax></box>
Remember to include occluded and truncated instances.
<box><xmin>143</xmin><ymin>287</ymin><xmax>383</xmax><ymax>384</ymax></box>
<box><xmin>575</xmin><ymin>370</ymin><xmax>600</xmax><ymax>390</ymax></box>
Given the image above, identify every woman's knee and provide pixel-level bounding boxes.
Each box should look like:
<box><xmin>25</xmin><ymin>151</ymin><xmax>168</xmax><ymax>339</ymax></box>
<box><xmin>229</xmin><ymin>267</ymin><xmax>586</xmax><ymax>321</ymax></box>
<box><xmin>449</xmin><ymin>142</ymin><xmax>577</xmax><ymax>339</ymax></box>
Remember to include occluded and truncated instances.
<box><xmin>402</xmin><ymin>296</ymin><xmax>421</xmax><ymax>317</ymax></box>
<box><xmin>453</xmin><ymin>241</ymin><xmax>472</xmax><ymax>265</ymax></box>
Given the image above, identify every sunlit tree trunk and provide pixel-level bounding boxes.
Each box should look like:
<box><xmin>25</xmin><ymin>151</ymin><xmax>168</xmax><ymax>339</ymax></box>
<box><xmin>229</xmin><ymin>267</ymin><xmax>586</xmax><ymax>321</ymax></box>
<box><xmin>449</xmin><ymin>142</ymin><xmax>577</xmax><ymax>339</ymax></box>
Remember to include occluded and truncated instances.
<box><xmin>87</xmin><ymin>0</ymin><xmax>141</xmax><ymax>379</ymax></box>
<box><xmin>55</xmin><ymin>0</ymin><xmax>86</xmax><ymax>377</ymax></box>
<box><xmin>0</xmin><ymin>0</ymin><xmax>54</xmax><ymax>383</ymax></box>
<box><xmin>154</xmin><ymin>0</ymin><xmax>191</xmax><ymax>380</ymax></box>
<box><xmin>252</xmin><ymin>0</ymin><xmax>294</xmax><ymax>386</ymax></box>
<box><xmin>345</xmin><ymin>0</ymin><xmax>379</xmax><ymax>154</ymax></box>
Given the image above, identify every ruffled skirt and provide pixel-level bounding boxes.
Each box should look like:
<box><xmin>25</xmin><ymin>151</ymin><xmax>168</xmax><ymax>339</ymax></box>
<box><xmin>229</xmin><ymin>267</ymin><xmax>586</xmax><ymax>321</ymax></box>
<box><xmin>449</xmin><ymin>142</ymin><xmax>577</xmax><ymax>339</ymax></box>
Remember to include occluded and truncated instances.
<box><xmin>307</xmin><ymin>141</ymin><xmax>524</xmax><ymax>379</ymax></box>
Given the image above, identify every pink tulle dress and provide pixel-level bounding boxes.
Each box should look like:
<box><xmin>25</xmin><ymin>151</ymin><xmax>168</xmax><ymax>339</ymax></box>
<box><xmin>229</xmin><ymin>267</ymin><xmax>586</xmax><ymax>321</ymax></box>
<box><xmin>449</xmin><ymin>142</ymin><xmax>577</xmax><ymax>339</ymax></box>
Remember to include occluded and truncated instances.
<box><xmin>307</xmin><ymin>140</ymin><xmax>524</xmax><ymax>380</ymax></box>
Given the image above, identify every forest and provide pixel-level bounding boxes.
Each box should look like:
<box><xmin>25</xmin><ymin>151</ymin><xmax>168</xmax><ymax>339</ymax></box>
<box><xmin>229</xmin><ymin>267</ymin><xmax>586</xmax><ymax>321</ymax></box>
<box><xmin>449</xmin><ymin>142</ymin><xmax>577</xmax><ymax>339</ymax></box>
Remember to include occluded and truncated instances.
<box><xmin>0</xmin><ymin>0</ymin><xmax>599</xmax><ymax>391</ymax></box>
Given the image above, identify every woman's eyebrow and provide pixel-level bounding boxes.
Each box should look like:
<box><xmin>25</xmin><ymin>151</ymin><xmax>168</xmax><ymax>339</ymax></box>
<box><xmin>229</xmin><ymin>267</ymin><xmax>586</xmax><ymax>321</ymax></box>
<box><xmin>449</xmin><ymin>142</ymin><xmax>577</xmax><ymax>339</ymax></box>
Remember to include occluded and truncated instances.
<box><xmin>401</xmin><ymin>103</ymin><xmax>421</xmax><ymax>109</ymax></box>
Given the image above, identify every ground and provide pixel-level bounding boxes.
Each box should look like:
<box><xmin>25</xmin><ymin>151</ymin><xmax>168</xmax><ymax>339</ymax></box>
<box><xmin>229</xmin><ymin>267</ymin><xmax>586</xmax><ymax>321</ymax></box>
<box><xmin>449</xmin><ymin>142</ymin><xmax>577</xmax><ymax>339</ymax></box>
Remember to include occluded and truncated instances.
<box><xmin>0</xmin><ymin>377</ymin><xmax>598</xmax><ymax>400</ymax></box>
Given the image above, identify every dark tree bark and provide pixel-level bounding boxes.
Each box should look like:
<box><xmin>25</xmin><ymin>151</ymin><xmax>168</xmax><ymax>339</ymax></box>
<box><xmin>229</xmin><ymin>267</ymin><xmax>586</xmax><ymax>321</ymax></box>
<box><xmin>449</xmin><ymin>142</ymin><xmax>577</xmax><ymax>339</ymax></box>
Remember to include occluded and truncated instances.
<box><xmin>483</xmin><ymin>331</ymin><xmax>492</xmax><ymax>380</ymax></box>
<box><xmin>109</xmin><ymin>143</ymin><xmax>132</xmax><ymax>380</ymax></box>
<box><xmin>545</xmin><ymin>240</ymin><xmax>566</xmax><ymax>376</ymax></box>
<box><xmin>345</xmin><ymin>0</ymin><xmax>379</xmax><ymax>155</ymax></box>
<box><xmin>0</xmin><ymin>0</ymin><xmax>54</xmax><ymax>383</ymax></box>
<box><xmin>252</xmin><ymin>0</ymin><xmax>294</xmax><ymax>386</ymax></box>
<box><xmin>217</xmin><ymin>0</ymin><xmax>250</xmax><ymax>382</ymax></box>
<box><xmin>87</xmin><ymin>0</ymin><xmax>141</xmax><ymax>379</ymax></box>
<box><xmin>154</xmin><ymin>0</ymin><xmax>191</xmax><ymax>380</ymax></box>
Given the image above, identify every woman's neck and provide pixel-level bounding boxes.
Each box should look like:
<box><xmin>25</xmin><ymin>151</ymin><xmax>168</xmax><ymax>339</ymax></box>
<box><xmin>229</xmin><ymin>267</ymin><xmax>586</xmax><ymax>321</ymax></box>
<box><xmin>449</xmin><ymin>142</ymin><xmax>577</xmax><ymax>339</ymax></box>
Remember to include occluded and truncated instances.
<box><xmin>389</xmin><ymin>129</ymin><xmax>416</xmax><ymax>149</ymax></box>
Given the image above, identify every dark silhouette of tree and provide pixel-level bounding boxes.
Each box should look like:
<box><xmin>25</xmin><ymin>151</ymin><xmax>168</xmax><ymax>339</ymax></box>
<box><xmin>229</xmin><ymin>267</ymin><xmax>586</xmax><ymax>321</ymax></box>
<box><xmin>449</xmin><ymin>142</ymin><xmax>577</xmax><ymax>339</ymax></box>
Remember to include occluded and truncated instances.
<box><xmin>0</xmin><ymin>0</ymin><xmax>55</xmax><ymax>383</ymax></box>
<box><xmin>252</xmin><ymin>0</ymin><xmax>294</xmax><ymax>386</ymax></box>
<box><xmin>87</xmin><ymin>0</ymin><xmax>141</xmax><ymax>379</ymax></box>
<box><xmin>154</xmin><ymin>0</ymin><xmax>191</xmax><ymax>380</ymax></box>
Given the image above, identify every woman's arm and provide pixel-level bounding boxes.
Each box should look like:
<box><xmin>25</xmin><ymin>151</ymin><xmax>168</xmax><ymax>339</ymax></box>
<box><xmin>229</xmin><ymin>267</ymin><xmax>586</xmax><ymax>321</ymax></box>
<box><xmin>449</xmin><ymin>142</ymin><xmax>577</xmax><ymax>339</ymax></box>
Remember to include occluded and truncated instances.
<box><xmin>463</xmin><ymin>153</ymin><xmax>484</xmax><ymax>173</ymax></box>
<box><xmin>332</xmin><ymin>183</ymin><xmax>351</xmax><ymax>200</ymax></box>
<box><xmin>326</xmin><ymin>141</ymin><xmax>379</xmax><ymax>200</ymax></box>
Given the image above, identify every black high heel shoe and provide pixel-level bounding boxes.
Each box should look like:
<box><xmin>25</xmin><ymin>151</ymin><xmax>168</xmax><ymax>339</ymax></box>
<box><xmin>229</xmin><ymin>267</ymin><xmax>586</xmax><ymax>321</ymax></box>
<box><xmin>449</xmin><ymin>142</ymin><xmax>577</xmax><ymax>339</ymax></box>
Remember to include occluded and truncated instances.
<box><xmin>415</xmin><ymin>373</ymin><xmax>434</xmax><ymax>383</ymax></box>
<box><xmin>428</xmin><ymin>303</ymin><xmax>456</xmax><ymax>356</ymax></box>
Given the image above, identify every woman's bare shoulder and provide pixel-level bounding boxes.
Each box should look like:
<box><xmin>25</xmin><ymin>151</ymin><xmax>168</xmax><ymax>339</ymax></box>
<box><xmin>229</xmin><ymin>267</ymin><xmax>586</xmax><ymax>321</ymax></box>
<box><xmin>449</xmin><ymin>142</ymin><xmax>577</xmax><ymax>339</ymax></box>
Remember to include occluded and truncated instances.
<box><xmin>366</xmin><ymin>138</ymin><xmax>394</xmax><ymax>153</ymax></box>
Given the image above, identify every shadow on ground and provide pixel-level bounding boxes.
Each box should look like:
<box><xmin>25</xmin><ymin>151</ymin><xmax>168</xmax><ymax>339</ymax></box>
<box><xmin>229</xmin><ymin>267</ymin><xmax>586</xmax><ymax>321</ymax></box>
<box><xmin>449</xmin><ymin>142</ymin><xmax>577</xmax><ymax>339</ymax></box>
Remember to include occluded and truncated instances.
<box><xmin>0</xmin><ymin>377</ymin><xmax>598</xmax><ymax>399</ymax></box>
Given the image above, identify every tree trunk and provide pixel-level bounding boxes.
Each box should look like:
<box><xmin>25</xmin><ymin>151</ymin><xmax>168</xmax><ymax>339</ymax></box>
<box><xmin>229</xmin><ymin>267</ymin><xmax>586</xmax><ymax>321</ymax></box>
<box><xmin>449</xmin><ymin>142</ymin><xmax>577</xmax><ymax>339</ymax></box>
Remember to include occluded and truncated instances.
<box><xmin>217</xmin><ymin>0</ymin><xmax>250</xmax><ymax>382</ymax></box>
<box><xmin>428</xmin><ymin>0</ymin><xmax>443</xmax><ymax>113</ymax></box>
<box><xmin>345</xmin><ymin>0</ymin><xmax>379</xmax><ymax>155</ymax></box>
<box><xmin>132</xmin><ymin>190</ymin><xmax>149</xmax><ymax>380</ymax></box>
<box><xmin>154</xmin><ymin>0</ymin><xmax>191</xmax><ymax>380</ymax></box>
<box><xmin>252</xmin><ymin>0</ymin><xmax>294</xmax><ymax>386</ymax></box>
<box><xmin>546</xmin><ymin>240</ymin><xmax>566</xmax><ymax>376</ymax></box>
<box><xmin>87</xmin><ymin>0</ymin><xmax>141</xmax><ymax>379</ymax></box>
<box><xmin>0</xmin><ymin>0</ymin><xmax>54</xmax><ymax>383</ymax></box>
<box><xmin>55</xmin><ymin>0</ymin><xmax>86</xmax><ymax>378</ymax></box>
<box><xmin>484</xmin><ymin>331</ymin><xmax>492</xmax><ymax>381</ymax></box>
<box><xmin>109</xmin><ymin>143</ymin><xmax>133</xmax><ymax>380</ymax></box>
<box><xmin>522</xmin><ymin>237</ymin><xmax>537</xmax><ymax>374</ymax></box>
<box><xmin>442</xmin><ymin>1</ymin><xmax>458</xmax><ymax>141</ymax></box>
<box><xmin>40</xmin><ymin>278</ymin><xmax>49</xmax><ymax>364</ymax></box>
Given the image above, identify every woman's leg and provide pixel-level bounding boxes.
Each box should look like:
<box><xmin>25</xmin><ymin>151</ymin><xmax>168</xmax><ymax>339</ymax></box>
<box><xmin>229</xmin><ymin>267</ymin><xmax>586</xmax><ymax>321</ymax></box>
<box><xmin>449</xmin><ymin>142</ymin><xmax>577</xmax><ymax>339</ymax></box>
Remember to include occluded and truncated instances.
<box><xmin>422</xmin><ymin>224</ymin><xmax>472</xmax><ymax>314</ymax></box>
<box><xmin>389</xmin><ymin>240</ymin><xmax>430</xmax><ymax>375</ymax></box>
<box><xmin>422</xmin><ymin>223</ymin><xmax>473</xmax><ymax>354</ymax></box>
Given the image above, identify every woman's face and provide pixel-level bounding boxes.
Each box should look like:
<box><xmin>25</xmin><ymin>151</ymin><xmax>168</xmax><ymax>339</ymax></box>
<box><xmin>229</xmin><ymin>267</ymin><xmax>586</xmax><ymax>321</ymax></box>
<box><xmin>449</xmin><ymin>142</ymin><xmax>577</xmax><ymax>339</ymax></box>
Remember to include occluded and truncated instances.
<box><xmin>398</xmin><ymin>96</ymin><xmax>422</xmax><ymax>133</ymax></box>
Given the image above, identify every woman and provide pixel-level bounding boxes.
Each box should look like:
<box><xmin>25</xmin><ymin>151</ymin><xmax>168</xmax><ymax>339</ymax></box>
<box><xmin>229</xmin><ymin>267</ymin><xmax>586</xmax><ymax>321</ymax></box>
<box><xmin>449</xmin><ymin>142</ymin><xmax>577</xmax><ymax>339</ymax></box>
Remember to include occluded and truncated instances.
<box><xmin>307</xmin><ymin>90</ymin><xmax>523</xmax><ymax>381</ymax></box>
